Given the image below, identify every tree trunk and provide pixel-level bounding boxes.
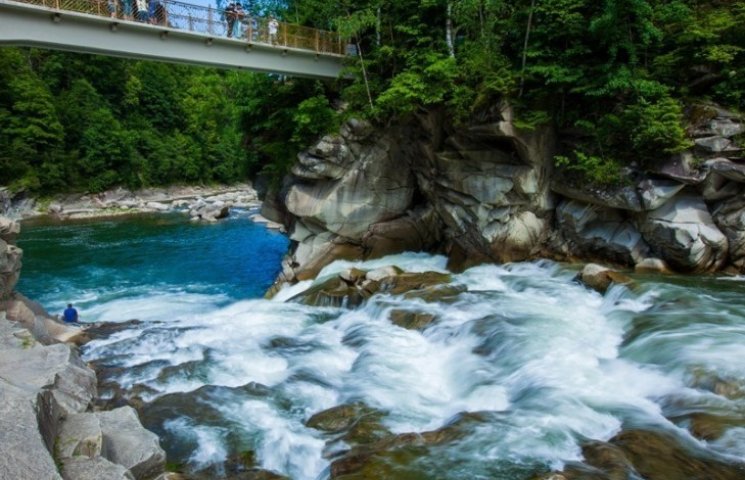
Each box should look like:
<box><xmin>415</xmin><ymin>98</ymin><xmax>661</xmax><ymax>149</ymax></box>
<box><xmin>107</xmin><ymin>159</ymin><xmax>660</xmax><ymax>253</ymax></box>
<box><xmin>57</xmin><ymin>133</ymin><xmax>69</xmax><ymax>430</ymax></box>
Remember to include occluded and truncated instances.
<box><xmin>519</xmin><ymin>0</ymin><xmax>536</xmax><ymax>98</ymax></box>
<box><xmin>446</xmin><ymin>2</ymin><xmax>455</xmax><ymax>58</ymax></box>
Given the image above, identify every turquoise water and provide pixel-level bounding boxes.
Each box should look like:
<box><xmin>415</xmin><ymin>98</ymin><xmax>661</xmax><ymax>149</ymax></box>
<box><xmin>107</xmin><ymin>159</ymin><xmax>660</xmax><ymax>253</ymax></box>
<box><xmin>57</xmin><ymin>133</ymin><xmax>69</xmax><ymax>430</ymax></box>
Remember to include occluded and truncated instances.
<box><xmin>17</xmin><ymin>210</ymin><xmax>289</xmax><ymax>320</ymax></box>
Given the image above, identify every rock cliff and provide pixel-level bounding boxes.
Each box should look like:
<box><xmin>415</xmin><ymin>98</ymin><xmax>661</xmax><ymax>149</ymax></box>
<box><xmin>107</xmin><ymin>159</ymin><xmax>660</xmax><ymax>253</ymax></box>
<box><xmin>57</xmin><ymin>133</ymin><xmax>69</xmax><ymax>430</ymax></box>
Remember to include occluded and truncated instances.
<box><xmin>265</xmin><ymin>103</ymin><xmax>745</xmax><ymax>283</ymax></box>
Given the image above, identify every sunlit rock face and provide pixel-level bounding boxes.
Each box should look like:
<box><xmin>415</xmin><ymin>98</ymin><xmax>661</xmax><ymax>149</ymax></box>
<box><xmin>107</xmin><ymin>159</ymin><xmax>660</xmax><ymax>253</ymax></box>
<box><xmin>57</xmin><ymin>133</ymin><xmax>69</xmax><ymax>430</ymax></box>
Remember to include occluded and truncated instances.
<box><xmin>267</xmin><ymin>104</ymin><xmax>745</xmax><ymax>283</ymax></box>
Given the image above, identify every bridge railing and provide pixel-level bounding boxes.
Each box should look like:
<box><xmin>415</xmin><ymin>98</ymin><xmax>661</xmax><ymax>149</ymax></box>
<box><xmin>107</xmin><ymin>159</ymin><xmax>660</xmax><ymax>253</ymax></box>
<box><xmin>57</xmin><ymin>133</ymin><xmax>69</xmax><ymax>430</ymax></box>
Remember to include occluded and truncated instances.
<box><xmin>11</xmin><ymin>0</ymin><xmax>345</xmax><ymax>55</ymax></box>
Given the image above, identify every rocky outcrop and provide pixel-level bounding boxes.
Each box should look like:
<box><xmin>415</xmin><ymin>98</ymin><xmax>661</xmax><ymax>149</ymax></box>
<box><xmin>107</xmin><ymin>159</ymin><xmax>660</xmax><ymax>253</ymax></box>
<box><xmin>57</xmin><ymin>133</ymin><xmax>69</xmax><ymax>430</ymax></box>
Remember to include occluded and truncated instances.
<box><xmin>271</xmin><ymin>104</ymin><xmax>745</xmax><ymax>281</ymax></box>
<box><xmin>418</xmin><ymin>105</ymin><xmax>555</xmax><ymax>266</ymax></box>
<box><xmin>639</xmin><ymin>194</ymin><xmax>728</xmax><ymax>272</ymax></box>
<box><xmin>0</xmin><ymin>314</ymin><xmax>165</xmax><ymax>480</ymax></box>
<box><xmin>271</xmin><ymin>104</ymin><xmax>558</xmax><ymax>285</ymax></box>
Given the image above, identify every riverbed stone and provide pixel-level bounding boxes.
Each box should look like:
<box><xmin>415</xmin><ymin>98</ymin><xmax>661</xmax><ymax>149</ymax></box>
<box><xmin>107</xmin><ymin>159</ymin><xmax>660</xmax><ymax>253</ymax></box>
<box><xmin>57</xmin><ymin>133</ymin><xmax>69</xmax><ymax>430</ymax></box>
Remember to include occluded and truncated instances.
<box><xmin>388</xmin><ymin>310</ymin><xmax>437</xmax><ymax>330</ymax></box>
<box><xmin>639</xmin><ymin>194</ymin><xmax>728</xmax><ymax>272</ymax></box>
<box><xmin>61</xmin><ymin>456</ymin><xmax>134</xmax><ymax>480</ymax></box>
<box><xmin>578</xmin><ymin>264</ymin><xmax>634</xmax><ymax>294</ymax></box>
<box><xmin>97</xmin><ymin>407</ymin><xmax>166</xmax><ymax>480</ymax></box>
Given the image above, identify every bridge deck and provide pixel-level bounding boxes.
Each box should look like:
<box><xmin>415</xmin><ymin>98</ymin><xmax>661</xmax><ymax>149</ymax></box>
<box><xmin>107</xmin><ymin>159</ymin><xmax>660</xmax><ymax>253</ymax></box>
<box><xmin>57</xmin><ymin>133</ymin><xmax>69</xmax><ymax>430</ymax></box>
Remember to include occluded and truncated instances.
<box><xmin>0</xmin><ymin>0</ymin><xmax>345</xmax><ymax>78</ymax></box>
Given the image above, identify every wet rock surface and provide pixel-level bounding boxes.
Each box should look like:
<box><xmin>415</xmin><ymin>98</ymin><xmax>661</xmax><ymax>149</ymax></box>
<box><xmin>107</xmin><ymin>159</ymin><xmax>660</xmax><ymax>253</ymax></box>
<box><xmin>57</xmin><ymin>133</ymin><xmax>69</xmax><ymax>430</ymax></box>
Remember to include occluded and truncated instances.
<box><xmin>290</xmin><ymin>267</ymin><xmax>460</xmax><ymax>309</ymax></box>
<box><xmin>542</xmin><ymin>429</ymin><xmax>745</xmax><ymax>480</ymax></box>
<box><xmin>577</xmin><ymin>264</ymin><xmax>635</xmax><ymax>294</ymax></box>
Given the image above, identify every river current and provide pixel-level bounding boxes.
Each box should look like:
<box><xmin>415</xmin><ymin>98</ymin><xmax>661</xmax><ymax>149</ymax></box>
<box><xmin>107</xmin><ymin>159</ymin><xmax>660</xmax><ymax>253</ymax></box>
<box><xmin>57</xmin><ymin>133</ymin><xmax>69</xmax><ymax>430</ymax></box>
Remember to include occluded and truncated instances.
<box><xmin>17</xmin><ymin>211</ymin><xmax>745</xmax><ymax>479</ymax></box>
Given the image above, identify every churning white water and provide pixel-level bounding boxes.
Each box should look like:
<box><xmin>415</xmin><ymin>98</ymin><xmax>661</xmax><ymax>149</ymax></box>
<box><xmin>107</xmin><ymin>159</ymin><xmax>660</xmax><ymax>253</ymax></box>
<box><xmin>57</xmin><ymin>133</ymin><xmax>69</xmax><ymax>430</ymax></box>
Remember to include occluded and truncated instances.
<box><xmin>75</xmin><ymin>253</ymin><xmax>745</xmax><ymax>479</ymax></box>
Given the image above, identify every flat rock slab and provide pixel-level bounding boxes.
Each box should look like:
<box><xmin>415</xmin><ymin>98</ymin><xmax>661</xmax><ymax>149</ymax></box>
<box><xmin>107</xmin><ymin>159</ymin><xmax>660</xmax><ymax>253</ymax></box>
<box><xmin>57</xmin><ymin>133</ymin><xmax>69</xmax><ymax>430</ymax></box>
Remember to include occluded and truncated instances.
<box><xmin>97</xmin><ymin>407</ymin><xmax>166</xmax><ymax>480</ymax></box>
<box><xmin>62</xmin><ymin>456</ymin><xmax>134</xmax><ymax>480</ymax></box>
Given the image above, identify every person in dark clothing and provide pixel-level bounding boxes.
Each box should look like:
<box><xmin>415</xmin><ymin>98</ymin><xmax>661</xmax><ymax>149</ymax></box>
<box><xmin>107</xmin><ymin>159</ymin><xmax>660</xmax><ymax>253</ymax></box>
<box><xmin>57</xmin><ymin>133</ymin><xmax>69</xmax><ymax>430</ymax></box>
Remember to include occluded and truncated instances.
<box><xmin>225</xmin><ymin>1</ymin><xmax>238</xmax><ymax>38</ymax></box>
<box><xmin>63</xmin><ymin>304</ymin><xmax>79</xmax><ymax>323</ymax></box>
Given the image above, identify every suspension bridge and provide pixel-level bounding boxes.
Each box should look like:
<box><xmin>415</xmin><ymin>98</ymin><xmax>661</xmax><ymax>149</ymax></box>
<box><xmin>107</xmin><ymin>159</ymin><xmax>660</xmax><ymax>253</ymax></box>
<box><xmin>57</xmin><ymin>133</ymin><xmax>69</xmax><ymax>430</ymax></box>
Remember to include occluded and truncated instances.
<box><xmin>0</xmin><ymin>0</ymin><xmax>345</xmax><ymax>78</ymax></box>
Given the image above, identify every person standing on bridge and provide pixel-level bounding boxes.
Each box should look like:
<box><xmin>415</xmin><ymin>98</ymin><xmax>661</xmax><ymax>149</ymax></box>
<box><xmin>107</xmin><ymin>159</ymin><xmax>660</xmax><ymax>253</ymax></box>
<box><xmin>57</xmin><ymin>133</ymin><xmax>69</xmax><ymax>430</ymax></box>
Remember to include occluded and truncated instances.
<box><xmin>135</xmin><ymin>0</ymin><xmax>148</xmax><ymax>22</ymax></box>
<box><xmin>107</xmin><ymin>0</ymin><xmax>117</xmax><ymax>18</ymax></box>
<box><xmin>225</xmin><ymin>1</ymin><xmax>238</xmax><ymax>38</ymax></box>
<box><xmin>268</xmin><ymin>16</ymin><xmax>279</xmax><ymax>45</ymax></box>
<box><xmin>121</xmin><ymin>0</ymin><xmax>133</xmax><ymax>20</ymax></box>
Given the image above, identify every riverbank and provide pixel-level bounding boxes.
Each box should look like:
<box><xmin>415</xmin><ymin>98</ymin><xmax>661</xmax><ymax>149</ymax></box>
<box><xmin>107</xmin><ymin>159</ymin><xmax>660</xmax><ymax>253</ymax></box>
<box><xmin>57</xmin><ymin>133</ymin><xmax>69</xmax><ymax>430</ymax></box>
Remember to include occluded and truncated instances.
<box><xmin>2</xmin><ymin>183</ymin><xmax>282</xmax><ymax>229</ymax></box>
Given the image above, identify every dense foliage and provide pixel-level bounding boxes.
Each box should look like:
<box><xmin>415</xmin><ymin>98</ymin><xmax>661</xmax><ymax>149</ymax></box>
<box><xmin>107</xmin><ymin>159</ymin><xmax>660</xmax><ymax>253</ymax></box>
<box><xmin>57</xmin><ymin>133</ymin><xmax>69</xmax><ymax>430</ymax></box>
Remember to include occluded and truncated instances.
<box><xmin>286</xmin><ymin>0</ymin><xmax>745</xmax><ymax>183</ymax></box>
<box><xmin>1</xmin><ymin>1</ymin><xmax>744</xmax><ymax>191</ymax></box>
<box><xmin>0</xmin><ymin>49</ymin><xmax>335</xmax><ymax>192</ymax></box>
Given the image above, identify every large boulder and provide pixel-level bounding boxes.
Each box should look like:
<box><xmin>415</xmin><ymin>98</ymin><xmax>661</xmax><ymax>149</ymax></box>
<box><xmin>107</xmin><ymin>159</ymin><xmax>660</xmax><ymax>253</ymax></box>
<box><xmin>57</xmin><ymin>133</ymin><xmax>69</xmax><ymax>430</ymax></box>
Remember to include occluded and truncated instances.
<box><xmin>97</xmin><ymin>407</ymin><xmax>166</xmax><ymax>480</ymax></box>
<box><xmin>639</xmin><ymin>194</ymin><xmax>728</xmax><ymax>272</ymax></box>
<box><xmin>556</xmin><ymin>199</ymin><xmax>649</xmax><ymax>266</ymax></box>
<box><xmin>285</xmin><ymin>134</ymin><xmax>415</xmax><ymax>240</ymax></box>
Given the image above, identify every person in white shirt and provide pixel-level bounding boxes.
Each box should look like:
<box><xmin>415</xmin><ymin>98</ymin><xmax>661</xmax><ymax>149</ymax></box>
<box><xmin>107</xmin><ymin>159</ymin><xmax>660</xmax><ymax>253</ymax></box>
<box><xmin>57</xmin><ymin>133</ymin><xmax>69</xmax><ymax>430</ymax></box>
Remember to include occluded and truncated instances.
<box><xmin>268</xmin><ymin>16</ymin><xmax>279</xmax><ymax>45</ymax></box>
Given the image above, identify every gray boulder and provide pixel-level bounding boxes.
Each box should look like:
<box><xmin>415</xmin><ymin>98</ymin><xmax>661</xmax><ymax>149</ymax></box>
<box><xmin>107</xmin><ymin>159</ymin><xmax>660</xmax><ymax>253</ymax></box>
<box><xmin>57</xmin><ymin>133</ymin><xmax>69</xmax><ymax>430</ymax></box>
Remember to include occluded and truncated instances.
<box><xmin>639</xmin><ymin>194</ymin><xmax>728</xmax><ymax>272</ymax></box>
<box><xmin>556</xmin><ymin>200</ymin><xmax>649</xmax><ymax>266</ymax></box>
<box><xmin>97</xmin><ymin>407</ymin><xmax>166</xmax><ymax>480</ymax></box>
<box><xmin>57</xmin><ymin>413</ymin><xmax>103</xmax><ymax>459</ymax></box>
<box><xmin>285</xmin><ymin>135</ymin><xmax>415</xmax><ymax>239</ymax></box>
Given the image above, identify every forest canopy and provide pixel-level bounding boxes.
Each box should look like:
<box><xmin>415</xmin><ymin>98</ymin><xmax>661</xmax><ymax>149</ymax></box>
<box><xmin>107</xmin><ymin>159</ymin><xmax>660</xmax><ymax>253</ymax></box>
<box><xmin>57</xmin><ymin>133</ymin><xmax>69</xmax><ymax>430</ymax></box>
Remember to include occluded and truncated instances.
<box><xmin>1</xmin><ymin>0</ymin><xmax>743</xmax><ymax>192</ymax></box>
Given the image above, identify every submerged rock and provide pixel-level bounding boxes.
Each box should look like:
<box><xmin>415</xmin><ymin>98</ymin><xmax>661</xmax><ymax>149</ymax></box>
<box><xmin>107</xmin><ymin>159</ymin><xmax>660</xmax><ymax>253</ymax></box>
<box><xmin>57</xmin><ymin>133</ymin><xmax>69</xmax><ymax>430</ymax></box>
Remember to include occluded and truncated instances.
<box><xmin>544</xmin><ymin>429</ymin><xmax>745</xmax><ymax>480</ymax></box>
<box><xmin>388</xmin><ymin>310</ymin><xmax>437</xmax><ymax>330</ymax></box>
<box><xmin>329</xmin><ymin>412</ymin><xmax>487</xmax><ymax>479</ymax></box>
<box><xmin>577</xmin><ymin>264</ymin><xmax>634</xmax><ymax>294</ymax></box>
